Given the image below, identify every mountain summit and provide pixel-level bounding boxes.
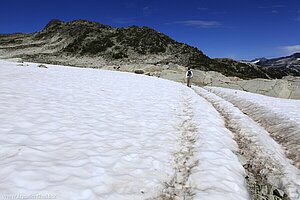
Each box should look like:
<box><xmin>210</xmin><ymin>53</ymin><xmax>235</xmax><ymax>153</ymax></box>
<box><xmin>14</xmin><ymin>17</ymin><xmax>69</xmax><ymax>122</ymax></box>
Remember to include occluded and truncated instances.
<box><xmin>0</xmin><ymin>19</ymin><xmax>291</xmax><ymax>79</ymax></box>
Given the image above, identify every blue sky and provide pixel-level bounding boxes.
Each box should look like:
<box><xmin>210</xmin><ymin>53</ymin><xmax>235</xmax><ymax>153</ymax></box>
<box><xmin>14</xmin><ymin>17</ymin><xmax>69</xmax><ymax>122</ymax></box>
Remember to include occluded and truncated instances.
<box><xmin>0</xmin><ymin>0</ymin><xmax>299</xmax><ymax>60</ymax></box>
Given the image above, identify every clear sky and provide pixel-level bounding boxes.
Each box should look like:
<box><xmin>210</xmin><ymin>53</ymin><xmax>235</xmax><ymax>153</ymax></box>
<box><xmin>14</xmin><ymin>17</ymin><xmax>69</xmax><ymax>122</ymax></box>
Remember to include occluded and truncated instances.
<box><xmin>0</xmin><ymin>0</ymin><xmax>299</xmax><ymax>60</ymax></box>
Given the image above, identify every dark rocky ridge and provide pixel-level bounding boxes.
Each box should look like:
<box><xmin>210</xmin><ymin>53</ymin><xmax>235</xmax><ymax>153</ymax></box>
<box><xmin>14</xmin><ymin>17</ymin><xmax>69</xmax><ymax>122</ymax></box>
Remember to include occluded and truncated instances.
<box><xmin>252</xmin><ymin>53</ymin><xmax>300</xmax><ymax>76</ymax></box>
<box><xmin>0</xmin><ymin>19</ymin><xmax>290</xmax><ymax>79</ymax></box>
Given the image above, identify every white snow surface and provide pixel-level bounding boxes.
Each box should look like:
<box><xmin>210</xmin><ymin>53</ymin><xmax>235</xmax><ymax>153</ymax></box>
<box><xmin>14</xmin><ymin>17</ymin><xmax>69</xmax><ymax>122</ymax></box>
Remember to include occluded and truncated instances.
<box><xmin>179</xmin><ymin>89</ymin><xmax>249</xmax><ymax>200</ymax></box>
<box><xmin>206</xmin><ymin>86</ymin><xmax>300</xmax><ymax>122</ymax></box>
<box><xmin>0</xmin><ymin>60</ymin><xmax>250</xmax><ymax>200</ymax></box>
<box><xmin>206</xmin><ymin>86</ymin><xmax>300</xmax><ymax>171</ymax></box>
<box><xmin>195</xmin><ymin>87</ymin><xmax>300</xmax><ymax>199</ymax></box>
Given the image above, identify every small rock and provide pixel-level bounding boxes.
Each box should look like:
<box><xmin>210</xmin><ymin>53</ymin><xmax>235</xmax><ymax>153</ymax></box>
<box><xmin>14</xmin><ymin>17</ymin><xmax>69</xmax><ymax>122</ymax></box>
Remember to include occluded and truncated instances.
<box><xmin>237</xmin><ymin>153</ymin><xmax>248</xmax><ymax>166</ymax></box>
<box><xmin>37</xmin><ymin>64</ymin><xmax>48</xmax><ymax>68</ymax></box>
<box><xmin>134</xmin><ymin>69</ymin><xmax>144</xmax><ymax>74</ymax></box>
<box><xmin>17</xmin><ymin>63</ymin><xmax>29</xmax><ymax>67</ymax></box>
<box><xmin>175</xmin><ymin>184</ymin><xmax>182</xmax><ymax>190</ymax></box>
<box><xmin>273</xmin><ymin>189</ymin><xmax>284</xmax><ymax>198</ymax></box>
<box><xmin>261</xmin><ymin>185</ymin><xmax>269</xmax><ymax>195</ymax></box>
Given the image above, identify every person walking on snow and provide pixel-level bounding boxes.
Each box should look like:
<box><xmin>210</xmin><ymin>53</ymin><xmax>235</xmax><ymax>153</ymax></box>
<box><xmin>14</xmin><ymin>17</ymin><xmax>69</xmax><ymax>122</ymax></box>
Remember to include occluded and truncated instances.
<box><xmin>186</xmin><ymin>67</ymin><xmax>193</xmax><ymax>87</ymax></box>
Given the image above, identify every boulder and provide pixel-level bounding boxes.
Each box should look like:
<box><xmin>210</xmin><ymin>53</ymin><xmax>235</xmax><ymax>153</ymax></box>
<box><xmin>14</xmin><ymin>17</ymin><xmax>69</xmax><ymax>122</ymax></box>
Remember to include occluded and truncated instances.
<box><xmin>134</xmin><ymin>69</ymin><xmax>144</xmax><ymax>74</ymax></box>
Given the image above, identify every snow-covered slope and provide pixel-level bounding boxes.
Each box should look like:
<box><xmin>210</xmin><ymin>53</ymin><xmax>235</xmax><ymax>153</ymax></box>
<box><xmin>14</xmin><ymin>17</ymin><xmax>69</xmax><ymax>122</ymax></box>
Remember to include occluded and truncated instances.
<box><xmin>0</xmin><ymin>60</ymin><xmax>250</xmax><ymax>200</ymax></box>
<box><xmin>1</xmin><ymin>60</ymin><xmax>300</xmax><ymax>199</ymax></box>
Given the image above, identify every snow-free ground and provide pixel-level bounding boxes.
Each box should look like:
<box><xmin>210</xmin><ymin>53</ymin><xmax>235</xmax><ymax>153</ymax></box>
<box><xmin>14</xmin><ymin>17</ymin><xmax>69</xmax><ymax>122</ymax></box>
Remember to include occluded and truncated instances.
<box><xmin>0</xmin><ymin>60</ymin><xmax>299</xmax><ymax>200</ymax></box>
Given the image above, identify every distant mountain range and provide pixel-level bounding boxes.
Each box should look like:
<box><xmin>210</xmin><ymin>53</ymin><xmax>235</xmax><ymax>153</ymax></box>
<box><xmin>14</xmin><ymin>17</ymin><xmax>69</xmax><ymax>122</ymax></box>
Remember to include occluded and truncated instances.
<box><xmin>0</xmin><ymin>19</ymin><xmax>297</xmax><ymax>79</ymax></box>
<box><xmin>250</xmin><ymin>53</ymin><xmax>300</xmax><ymax>75</ymax></box>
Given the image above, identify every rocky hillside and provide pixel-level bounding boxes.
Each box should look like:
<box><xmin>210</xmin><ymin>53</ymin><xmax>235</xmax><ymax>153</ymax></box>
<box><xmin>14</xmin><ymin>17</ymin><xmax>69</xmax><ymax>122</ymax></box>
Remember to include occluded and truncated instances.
<box><xmin>251</xmin><ymin>53</ymin><xmax>300</xmax><ymax>76</ymax></box>
<box><xmin>0</xmin><ymin>19</ymin><xmax>289</xmax><ymax>79</ymax></box>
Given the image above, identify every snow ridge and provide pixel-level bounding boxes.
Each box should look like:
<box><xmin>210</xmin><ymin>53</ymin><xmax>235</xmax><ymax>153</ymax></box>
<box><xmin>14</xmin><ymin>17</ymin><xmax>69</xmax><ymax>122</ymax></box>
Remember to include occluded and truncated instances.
<box><xmin>207</xmin><ymin>87</ymin><xmax>300</xmax><ymax>170</ymax></box>
<box><xmin>188</xmin><ymin>89</ymin><xmax>250</xmax><ymax>200</ymax></box>
<box><xmin>194</xmin><ymin>87</ymin><xmax>300</xmax><ymax>200</ymax></box>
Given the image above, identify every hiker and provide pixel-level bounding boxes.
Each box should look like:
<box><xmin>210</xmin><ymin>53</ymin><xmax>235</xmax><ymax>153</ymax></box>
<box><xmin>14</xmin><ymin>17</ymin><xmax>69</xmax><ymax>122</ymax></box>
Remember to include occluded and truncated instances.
<box><xmin>186</xmin><ymin>67</ymin><xmax>193</xmax><ymax>87</ymax></box>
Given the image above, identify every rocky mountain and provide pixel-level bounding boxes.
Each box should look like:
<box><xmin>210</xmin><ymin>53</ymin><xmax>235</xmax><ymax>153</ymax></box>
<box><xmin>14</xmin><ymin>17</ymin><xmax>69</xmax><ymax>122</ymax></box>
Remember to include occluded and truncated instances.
<box><xmin>251</xmin><ymin>53</ymin><xmax>300</xmax><ymax>76</ymax></box>
<box><xmin>0</xmin><ymin>19</ymin><xmax>289</xmax><ymax>79</ymax></box>
<box><xmin>250</xmin><ymin>57</ymin><xmax>268</xmax><ymax>64</ymax></box>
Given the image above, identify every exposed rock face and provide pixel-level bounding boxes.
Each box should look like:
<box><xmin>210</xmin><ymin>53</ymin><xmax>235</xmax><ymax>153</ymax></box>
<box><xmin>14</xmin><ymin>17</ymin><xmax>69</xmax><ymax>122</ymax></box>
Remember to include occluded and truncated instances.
<box><xmin>123</xmin><ymin>65</ymin><xmax>300</xmax><ymax>99</ymax></box>
<box><xmin>102</xmin><ymin>61</ymin><xmax>300</xmax><ymax>99</ymax></box>
<box><xmin>189</xmin><ymin>71</ymin><xmax>300</xmax><ymax>99</ymax></box>
<box><xmin>156</xmin><ymin>66</ymin><xmax>300</xmax><ymax>99</ymax></box>
<box><xmin>0</xmin><ymin>19</ymin><xmax>289</xmax><ymax>79</ymax></box>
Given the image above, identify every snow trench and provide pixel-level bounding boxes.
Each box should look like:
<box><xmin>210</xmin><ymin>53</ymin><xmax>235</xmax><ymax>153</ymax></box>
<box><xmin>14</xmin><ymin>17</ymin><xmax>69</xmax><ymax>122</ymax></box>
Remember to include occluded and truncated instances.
<box><xmin>151</xmin><ymin>87</ymin><xmax>250</xmax><ymax>200</ymax></box>
<box><xmin>151</xmin><ymin>89</ymin><xmax>198</xmax><ymax>200</ymax></box>
<box><xmin>194</xmin><ymin>87</ymin><xmax>300</xmax><ymax>200</ymax></box>
<box><xmin>206</xmin><ymin>87</ymin><xmax>300</xmax><ymax>170</ymax></box>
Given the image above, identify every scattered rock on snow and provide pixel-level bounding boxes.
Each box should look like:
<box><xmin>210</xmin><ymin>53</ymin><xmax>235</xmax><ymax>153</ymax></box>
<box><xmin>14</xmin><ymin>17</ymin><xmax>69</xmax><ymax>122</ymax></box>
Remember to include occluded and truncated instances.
<box><xmin>37</xmin><ymin>64</ymin><xmax>48</xmax><ymax>68</ymax></box>
<box><xmin>17</xmin><ymin>63</ymin><xmax>29</xmax><ymax>67</ymax></box>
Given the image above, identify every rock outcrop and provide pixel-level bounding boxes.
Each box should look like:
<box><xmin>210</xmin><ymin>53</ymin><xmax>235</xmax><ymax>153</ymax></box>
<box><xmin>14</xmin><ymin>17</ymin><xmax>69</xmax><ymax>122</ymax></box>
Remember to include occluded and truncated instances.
<box><xmin>185</xmin><ymin>71</ymin><xmax>300</xmax><ymax>99</ymax></box>
<box><xmin>84</xmin><ymin>61</ymin><xmax>300</xmax><ymax>99</ymax></box>
<box><xmin>0</xmin><ymin>19</ymin><xmax>290</xmax><ymax>79</ymax></box>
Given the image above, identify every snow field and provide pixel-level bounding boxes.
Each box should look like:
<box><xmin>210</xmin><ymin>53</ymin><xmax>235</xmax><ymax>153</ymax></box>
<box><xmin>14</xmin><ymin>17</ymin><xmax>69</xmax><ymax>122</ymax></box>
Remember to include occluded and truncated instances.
<box><xmin>0</xmin><ymin>60</ymin><xmax>182</xmax><ymax>199</ymax></box>
<box><xmin>0</xmin><ymin>60</ymin><xmax>252</xmax><ymax>199</ymax></box>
